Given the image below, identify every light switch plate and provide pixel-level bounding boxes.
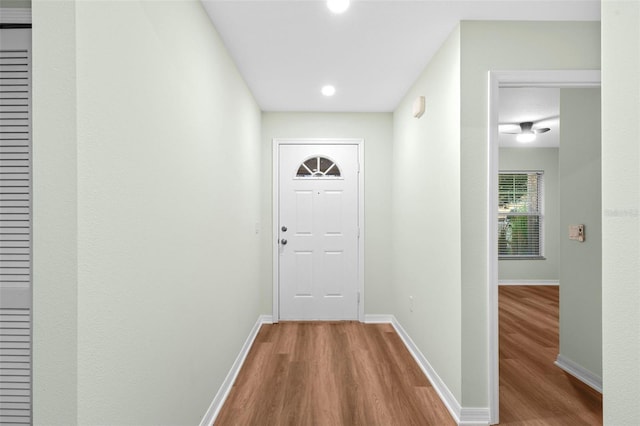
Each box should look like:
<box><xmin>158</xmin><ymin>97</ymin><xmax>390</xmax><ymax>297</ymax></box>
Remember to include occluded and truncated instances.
<box><xmin>569</xmin><ymin>224</ymin><xmax>585</xmax><ymax>242</ymax></box>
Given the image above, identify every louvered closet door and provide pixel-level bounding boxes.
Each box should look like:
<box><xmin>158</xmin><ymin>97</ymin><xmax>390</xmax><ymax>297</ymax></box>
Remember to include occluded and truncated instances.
<box><xmin>0</xmin><ymin>27</ymin><xmax>32</xmax><ymax>426</ymax></box>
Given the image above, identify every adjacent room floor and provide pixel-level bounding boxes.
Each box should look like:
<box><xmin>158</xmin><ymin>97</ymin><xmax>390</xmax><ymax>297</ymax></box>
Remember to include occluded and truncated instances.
<box><xmin>499</xmin><ymin>285</ymin><xmax>603</xmax><ymax>425</ymax></box>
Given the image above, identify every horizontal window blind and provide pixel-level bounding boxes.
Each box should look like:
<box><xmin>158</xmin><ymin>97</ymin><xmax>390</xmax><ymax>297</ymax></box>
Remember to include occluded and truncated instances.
<box><xmin>0</xmin><ymin>27</ymin><xmax>32</xmax><ymax>426</ymax></box>
<box><xmin>498</xmin><ymin>172</ymin><xmax>544</xmax><ymax>258</ymax></box>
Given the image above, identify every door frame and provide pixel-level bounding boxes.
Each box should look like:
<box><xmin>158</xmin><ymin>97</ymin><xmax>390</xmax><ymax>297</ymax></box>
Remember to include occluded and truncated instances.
<box><xmin>272</xmin><ymin>138</ymin><xmax>365</xmax><ymax>323</ymax></box>
<box><xmin>487</xmin><ymin>70</ymin><xmax>601</xmax><ymax>424</ymax></box>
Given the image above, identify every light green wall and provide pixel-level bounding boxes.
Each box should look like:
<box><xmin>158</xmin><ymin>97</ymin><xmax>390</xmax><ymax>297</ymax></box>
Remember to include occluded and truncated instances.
<box><xmin>459</xmin><ymin>21</ymin><xmax>600</xmax><ymax>406</ymax></box>
<box><xmin>32</xmin><ymin>1</ymin><xmax>77</xmax><ymax>423</ymax></box>
<box><xmin>392</xmin><ymin>27</ymin><xmax>462</xmax><ymax>401</ymax></box>
<box><xmin>260</xmin><ymin>113</ymin><xmax>393</xmax><ymax>315</ymax></box>
<box><xmin>498</xmin><ymin>148</ymin><xmax>560</xmax><ymax>282</ymax></box>
<box><xmin>29</xmin><ymin>4</ymin><xmax>621</xmax><ymax>423</ymax></box>
<box><xmin>559</xmin><ymin>88</ymin><xmax>602</xmax><ymax>379</ymax></box>
<box><xmin>602</xmin><ymin>1</ymin><xmax>640</xmax><ymax>423</ymax></box>
<box><xmin>34</xmin><ymin>1</ymin><xmax>264</xmax><ymax>424</ymax></box>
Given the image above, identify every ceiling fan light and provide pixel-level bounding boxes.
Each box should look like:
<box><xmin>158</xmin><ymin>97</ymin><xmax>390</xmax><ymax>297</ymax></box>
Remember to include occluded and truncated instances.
<box><xmin>516</xmin><ymin>132</ymin><xmax>536</xmax><ymax>143</ymax></box>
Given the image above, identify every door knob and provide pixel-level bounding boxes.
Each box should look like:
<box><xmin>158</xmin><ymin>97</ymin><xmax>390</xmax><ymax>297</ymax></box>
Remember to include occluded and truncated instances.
<box><xmin>281</xmin><ymin>239</ymin><xmax>287</xmax><ymax>245</ymax></box>
<box><xmin>281</xmin><ymin>226</ymin><xmax>288</xmax><ymax>232</ymax></box>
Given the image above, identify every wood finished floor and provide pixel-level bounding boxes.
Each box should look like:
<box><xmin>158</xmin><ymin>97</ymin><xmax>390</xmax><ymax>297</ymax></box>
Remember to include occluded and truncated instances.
<box><xmin>215</xmin><ymin>288</ymin><xmax>602</xmax><ymax>425</ymax></box>
<box><xmin>214</xmin><ymin>321</ymin><xmax>456</xmax><ymax>426</ymax></box>
<box><xmin>499</xmin><ymin>285</ymin><xmax>603</xmax><ymax>425</ymax></box>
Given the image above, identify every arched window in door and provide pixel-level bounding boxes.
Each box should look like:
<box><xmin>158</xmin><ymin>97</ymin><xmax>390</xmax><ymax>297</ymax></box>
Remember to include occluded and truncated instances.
<box><xmin>296</xmin><ymin>156</ymin><xmax>341</xmax><ymax>177</ymax></box>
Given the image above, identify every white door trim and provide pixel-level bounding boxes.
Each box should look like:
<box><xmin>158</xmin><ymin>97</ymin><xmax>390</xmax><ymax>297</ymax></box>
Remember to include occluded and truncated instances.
<box><xmin>272</xmin><ymin>138</ymin><xmax>364</xmax><ymax>323</ymax></box>
<box><xmin>487</xmin><ymin>69</ymin><xmax>600</xmax><ymax>425</ymax></box>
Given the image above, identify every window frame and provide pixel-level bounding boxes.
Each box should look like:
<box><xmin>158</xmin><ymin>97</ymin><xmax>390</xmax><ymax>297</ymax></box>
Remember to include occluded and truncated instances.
<box><xmin>498</xmin><ymin>170</ymin><xmax>545</xmax><ymax>260</ymax></box>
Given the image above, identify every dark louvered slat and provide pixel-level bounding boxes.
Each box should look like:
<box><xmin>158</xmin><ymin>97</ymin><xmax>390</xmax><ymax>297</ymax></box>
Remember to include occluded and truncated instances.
<box><xmin>0</xmin><ymin>37</ymin><xmax>31</xmax><ymax>426</ymax></box>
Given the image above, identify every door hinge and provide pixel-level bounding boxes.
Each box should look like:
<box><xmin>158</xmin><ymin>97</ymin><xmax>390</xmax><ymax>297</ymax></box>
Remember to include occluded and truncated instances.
<box><xmin>357</xmin><ymin>291</ymin><xmax>360</xmax><ymax>304</ymax></box>
<box><xmin>357</xmin><ymin>227</ymin><xmax>360</xmax><ymax>239</ymax></box>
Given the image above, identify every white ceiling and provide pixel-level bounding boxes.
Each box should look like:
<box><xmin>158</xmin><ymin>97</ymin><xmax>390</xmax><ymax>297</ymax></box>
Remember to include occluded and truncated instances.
<box><xmin>201</xmin><ymin>0</ymin><xmax>600</xmax><ymax>112</ymax></box>
<box><xmin>499</xmin><ymin>87</ymin><xmax>560</xmax><ymax>148</ymax></box>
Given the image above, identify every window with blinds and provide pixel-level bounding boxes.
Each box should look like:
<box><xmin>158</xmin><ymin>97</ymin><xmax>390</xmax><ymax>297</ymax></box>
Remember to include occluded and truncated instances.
<box><xmin>498</xmin><ymin>172</ymin><xmax>544</xmax><ymax>259</ymax></box>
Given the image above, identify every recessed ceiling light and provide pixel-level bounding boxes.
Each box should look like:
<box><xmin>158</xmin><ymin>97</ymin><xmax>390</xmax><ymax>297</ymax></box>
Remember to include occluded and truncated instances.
<box><xmin>327</xmin><ymin>0</ymin><xmax>350</xmax><ymax>14</ymax></box>
<box><xmin>321</xmin><ymin>85</ymin><xmax>336</xmax><ymax>97</ymax></box>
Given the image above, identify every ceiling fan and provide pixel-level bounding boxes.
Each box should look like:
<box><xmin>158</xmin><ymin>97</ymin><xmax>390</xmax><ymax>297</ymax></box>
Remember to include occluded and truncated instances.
<box><xmin>500</xmin><ymin>121</ymin><xmax>551</xmax><ymax>143</ymax></box>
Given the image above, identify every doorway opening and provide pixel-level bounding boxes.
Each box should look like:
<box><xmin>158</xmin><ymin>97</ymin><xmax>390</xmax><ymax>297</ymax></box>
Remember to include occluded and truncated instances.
<box><xmin>488</xmin><ymin>70</ymin><xmax>601</xmax><ymax>424</ymax></box>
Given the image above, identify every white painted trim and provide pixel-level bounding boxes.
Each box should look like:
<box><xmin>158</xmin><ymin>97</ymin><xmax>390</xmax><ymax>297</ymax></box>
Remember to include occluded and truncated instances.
<box><xmin>362</xmin><ymin>315</ymin><xmax>463</xmax><ymax>421</ymax></box>
<box><xmin>487</xmin><ymin>71</ymin><xmax>501</xmax><ymax>425</ymax></box>
<box><xmin>555</xmin><ymin>354</ymin><xmax>603</xmax><ymax>394</ymax></box>
<box><xmin>495</xmin><ymin>70</ymin><xmax>601</xmax><ymax>88</ymax></box>
<box><xmin>272</xmin><ymin>138</ymin><xmax>365</xmax><ymax>322</ymax></box>
<box><xmin>272</xmin><ymin>141</ymin><xmax>279</xmax><ymax>322</ymax></box>
<box><xmin>459</xmin><ymin>408</ymin><xmax>492</xmax><ymax>425</ymax></box>
<box><xmin>365</xmin><ymin>315</ymin><xmax>491</xmax><ymax>424</ymax></box>
<box><xmin>390</xmin><ymin>317</ymin><xmax>491</xmax><ymax>425</ymax></box>
<box><xmin>391</xmin><ymin>315</ymin><xmax>460</xmax><ymax>421</ymax></box>
<box><xmin>363</xmin><ymin>314</ymin><xmax>394</xmax><ymax>324</ymax></box>
<box><xmin>498</xmin><ymin>280</ymin><xmax>559</xmax><ymax>286</ymax></box>
<box><xmin>487</xmin><ymin>69</ymin><xmax>601</xmax><ymax>425</ymax></box>
<box><xmin>0</xmin><ymin>8</ymin><xmax>32</xmax><ymax>24</ymax></box>
<box><xmin>199</xmin><ymin>315</ymin><xmax>273</xmax><ymax>426</ymax></box>
<box><xmin>357</xmin><ymin>140</ymin><xmax>365</xmax><ymax>322</ymax></box>
<box><xmin>201</xmin><ymin>314</ymin><xmax>491</xmax><ymax>425</ymax></box>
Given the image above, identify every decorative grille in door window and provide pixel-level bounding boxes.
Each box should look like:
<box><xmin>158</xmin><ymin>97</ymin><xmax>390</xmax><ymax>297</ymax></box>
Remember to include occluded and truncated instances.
<box><xmin>296</xmin><ymin>156</ymin><xmax>341</xmax><ymax>177</ymax></box>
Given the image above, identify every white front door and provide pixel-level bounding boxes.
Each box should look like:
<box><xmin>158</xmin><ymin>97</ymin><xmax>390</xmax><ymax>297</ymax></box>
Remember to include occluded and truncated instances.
<box><xmin>277</xmin><ymin>143</ymin><xmax>360</xmax><ymax>320</ymax></box>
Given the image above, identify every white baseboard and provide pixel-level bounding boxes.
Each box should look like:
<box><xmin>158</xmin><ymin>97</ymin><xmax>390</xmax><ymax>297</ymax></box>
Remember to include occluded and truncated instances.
<box><xmin>363</xmin><ymin>314</ymin><xmax>394</xmax><ymax>323</ymax></box>
<box><xmin>459</xmin><ymin>407</ymin><xmax>492</xmax><ymax>425</ymax></box>
<box><xmin>499</xmin><ymin>280</ymin><xmax>559</xmax><ymax>286</ymax></box>
<box><xmin>199</xmin><ymin>314</ymin><xmax>273</xmax><ymax>426</ymax></box>
<box><xmin>555</xmin><ymin>354</ymin><xmax>603</xmax><ymax>393</ymax></box>
<box><xmin>389</xmin><ymin>316</ymin><xmax>490</xmax><ymax>425</ymax></box>
<box><xmin>200</xmin><ymin>313</ymin><xmax>491</xmax><ymax>426</ymax></box>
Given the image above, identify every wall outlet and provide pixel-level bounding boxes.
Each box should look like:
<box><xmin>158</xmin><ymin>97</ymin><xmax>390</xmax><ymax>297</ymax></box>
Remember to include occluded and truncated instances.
<box><xmin>409</xmin><ymin>295</ymin><xmax>414</xmax><ymax>312</ymax></box>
